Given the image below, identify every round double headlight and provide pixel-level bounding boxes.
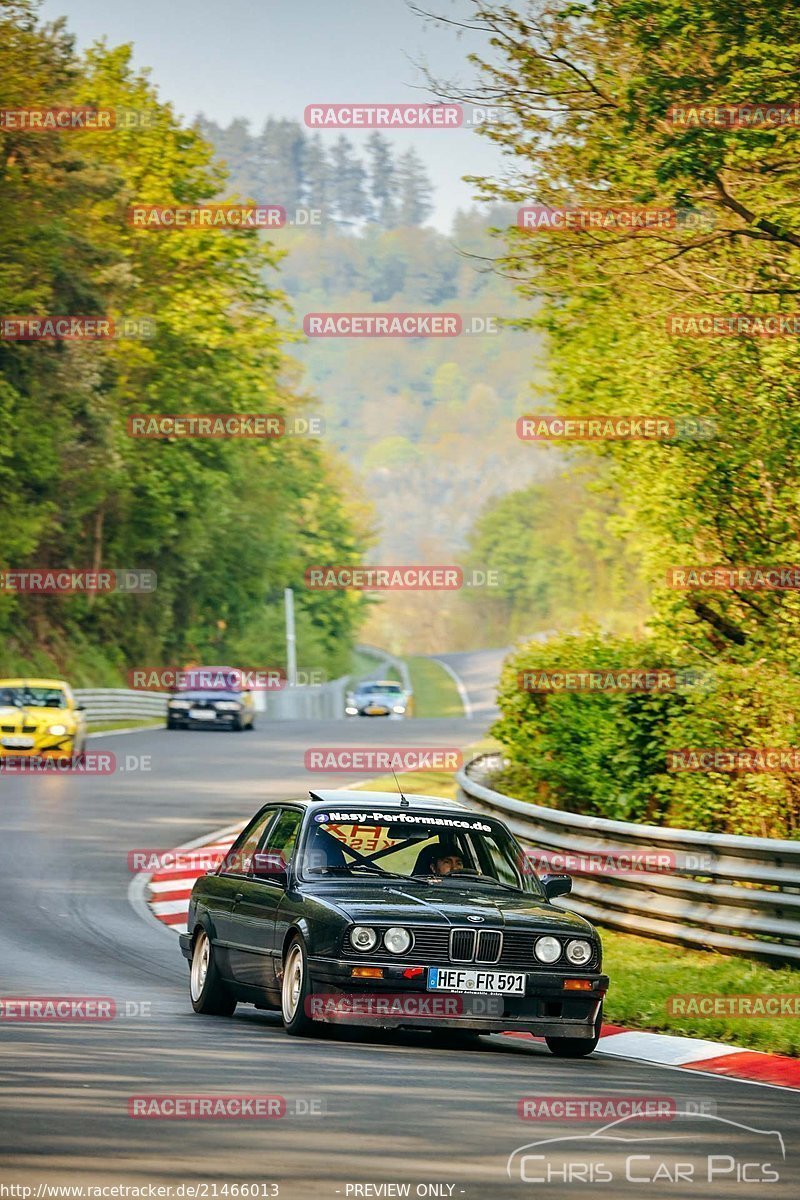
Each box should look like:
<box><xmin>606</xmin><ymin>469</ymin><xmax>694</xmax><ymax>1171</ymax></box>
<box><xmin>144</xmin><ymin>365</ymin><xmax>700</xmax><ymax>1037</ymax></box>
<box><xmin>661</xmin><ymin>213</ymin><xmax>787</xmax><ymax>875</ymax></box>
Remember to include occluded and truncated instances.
<box><xmin>534</xmin><ymin>936</ymin><xmax>562</xmax><ymax>964</ymax></box>
<box><xmin>383</xmin><ymin>927</ymin><xmax>412</xmax><ymax>954</ymax></box>
<box><xmin>350</xmin><ymin>926</ymin><xmax>378</xmax><ymax>952</ymax></box>
<box><xmin>47</xmin><ymin>724</ymin><xmax>68</xmax><ymax>736</ymax></box>
<box><xmin>566</xmin><ymin>939</ymin><xmax>592</xmax><ymax>966</ymax></box>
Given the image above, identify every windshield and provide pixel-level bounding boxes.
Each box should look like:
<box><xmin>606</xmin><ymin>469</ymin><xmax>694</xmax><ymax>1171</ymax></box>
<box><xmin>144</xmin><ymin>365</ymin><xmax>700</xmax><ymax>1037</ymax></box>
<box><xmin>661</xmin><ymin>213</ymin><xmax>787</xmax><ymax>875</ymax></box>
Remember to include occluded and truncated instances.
<box><xmin>299</xmin><ymin>812</ymin><xmax>541</xmax><ymax>894</ymax></box>
<box><xmin>0</xmin><ymin>686</ymin><xmax>68</xmax><ymax>709</ymax></box>
<box><xmin>357</xmin><ymin>683</ymin><xmax>403</xmax><ymax>695</ymax></box>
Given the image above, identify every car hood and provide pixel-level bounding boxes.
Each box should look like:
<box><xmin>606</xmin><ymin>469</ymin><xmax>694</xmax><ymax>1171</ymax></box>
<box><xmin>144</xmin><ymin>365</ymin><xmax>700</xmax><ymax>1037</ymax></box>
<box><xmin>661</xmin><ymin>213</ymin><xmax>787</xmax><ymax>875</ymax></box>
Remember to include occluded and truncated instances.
<box><xmin>305</xmin><ymin>880</ymin><xmax>593</xmax><ymax>933</ymax></box>
<box><xmin>0</xmin><ymin>705</ymin><xmax>72</xmax><ymax>724</ymax></box>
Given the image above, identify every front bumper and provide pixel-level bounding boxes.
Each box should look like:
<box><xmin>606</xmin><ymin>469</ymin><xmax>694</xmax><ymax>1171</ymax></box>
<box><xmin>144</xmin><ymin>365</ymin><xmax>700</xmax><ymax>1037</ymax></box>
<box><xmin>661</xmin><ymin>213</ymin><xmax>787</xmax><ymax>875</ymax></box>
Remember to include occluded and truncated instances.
<box><xmin>0</xmin><ymin>737</ymin><xmax>75</xmax><ymax>758</ymax></box>
<box><xmin>169</xmin><ymin>712</ymin><xmax>241</xmax><ymax>727</ymax></box>
<box><xmin>306</xmin><ymin>956</ymin><xmax>608</xmax><ymax>1037</ymax></box>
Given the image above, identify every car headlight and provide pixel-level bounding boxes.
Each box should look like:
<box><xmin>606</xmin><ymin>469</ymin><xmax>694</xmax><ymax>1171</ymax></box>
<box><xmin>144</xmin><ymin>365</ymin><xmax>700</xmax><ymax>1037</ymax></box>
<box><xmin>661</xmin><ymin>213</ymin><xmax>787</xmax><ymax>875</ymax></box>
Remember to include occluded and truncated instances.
<box><xmin>383</xmin><ymin>927</ymin><xmax>412</xmax><ymax>954</ymax></box>
<box><xmin>215</xmin><ymin>701</ymin><xmax>242</xmax><ymax>711</ymax></box>
<box><xmin>534</xmin><ymin>936</ymin><xmax>562</xmax><ymax>964</ymax></box>
<box><xmin>392</xmin><ymin>705</ymin><xmax>406</xmax><ymax>714</ymax></box>
<box><xmin>350</xmin><ymin>926</ymin><xmax>378</xmax><ymax>952</ymax></box>
<box><xmin>47</xmin><ymin>724</ymin><xmax>68</xmax><ymax>736</ymax></box>
<box><xmin>168</xmin><ymin>699</ymin><xmax>191</xmax><ymax>709</ymax></box>
<box><xmin>565</xmin><ymin>939</ymin><xmax>592</xmax><ymax>966</ymax></box>
<box><xmin>345</xmin><ymin>706</ymin><xmax>358</xmax><ymax>715</ymax></box>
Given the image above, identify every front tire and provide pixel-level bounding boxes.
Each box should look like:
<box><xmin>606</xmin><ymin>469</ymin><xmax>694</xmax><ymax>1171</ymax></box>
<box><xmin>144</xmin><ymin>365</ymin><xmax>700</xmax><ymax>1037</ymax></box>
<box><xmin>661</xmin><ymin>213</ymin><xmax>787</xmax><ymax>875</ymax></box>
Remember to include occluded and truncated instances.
<box><xmin>190</xmin><ymin>929</ymin><xmax>236</xmax><ymax>1016</ymax></box>
<box><xmin>545</xmin><ymin>1005</ymin><xmax>602</xmax><ymax>1058</ymax></box>
<box><xmin>281</xmin><ymin>936</ymin><xmax>316</xmax><ymax>1036</ymax></box>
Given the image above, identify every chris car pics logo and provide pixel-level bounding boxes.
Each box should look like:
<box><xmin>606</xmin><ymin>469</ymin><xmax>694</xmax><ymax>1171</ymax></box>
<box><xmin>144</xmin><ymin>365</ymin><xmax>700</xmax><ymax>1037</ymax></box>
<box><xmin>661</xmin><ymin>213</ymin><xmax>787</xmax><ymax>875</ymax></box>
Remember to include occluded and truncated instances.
<box><xmin>314</xmin><ymin>813</ymin><xmax>329</xmax><ymax>823</ymax></box>
<box><xmin>506</xmin><ymin>1112</ymin><xmax>785</xmax><ymax>1186</ymax></box>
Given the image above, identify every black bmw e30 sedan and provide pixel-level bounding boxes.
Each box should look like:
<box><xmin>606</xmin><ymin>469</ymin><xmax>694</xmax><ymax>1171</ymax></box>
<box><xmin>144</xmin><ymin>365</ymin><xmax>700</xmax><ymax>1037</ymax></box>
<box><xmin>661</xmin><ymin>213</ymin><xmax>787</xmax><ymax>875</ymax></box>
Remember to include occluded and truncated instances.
<box><xmin>179</xmin><ymin>791</ymin><xmax>609</xmax><ymax>1056</ymax></box>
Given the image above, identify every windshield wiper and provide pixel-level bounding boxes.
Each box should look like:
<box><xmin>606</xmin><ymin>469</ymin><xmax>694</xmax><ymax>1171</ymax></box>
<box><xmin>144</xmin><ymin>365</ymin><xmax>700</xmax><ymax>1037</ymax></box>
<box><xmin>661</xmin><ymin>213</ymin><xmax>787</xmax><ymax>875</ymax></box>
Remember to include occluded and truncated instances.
<box><xmin>437</xmin><ymin>872</ymin><xmax>522</xmax><ymax>892</ymax></box>
<box><xmin>323</xmin><ymin>864</ymin><xmax>407</xmax><ymax>879</ymax></box>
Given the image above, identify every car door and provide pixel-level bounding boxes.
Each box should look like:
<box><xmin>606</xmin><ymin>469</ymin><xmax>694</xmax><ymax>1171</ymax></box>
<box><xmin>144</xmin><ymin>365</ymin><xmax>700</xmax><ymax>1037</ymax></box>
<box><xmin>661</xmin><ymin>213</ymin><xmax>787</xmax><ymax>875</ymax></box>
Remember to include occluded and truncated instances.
<box><xmin>208</xmin><ymin>807</ymin><xmax>281</xmax><ymax>979</ymax></box>
<box><xmin>226</xmin><ymin>807</ymin><xmax>304</xmax><ymax>989</ymax></box>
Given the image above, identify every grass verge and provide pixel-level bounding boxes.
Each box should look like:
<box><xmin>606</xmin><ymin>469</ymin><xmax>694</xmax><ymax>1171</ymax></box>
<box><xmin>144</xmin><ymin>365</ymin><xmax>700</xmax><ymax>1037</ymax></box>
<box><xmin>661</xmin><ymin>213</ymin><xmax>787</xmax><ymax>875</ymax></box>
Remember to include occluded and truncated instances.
<box><xmin>406</xmin><ymin>656</ymin><xmax>463</xmax><ymax>717</ymax></box>
<box><xmin>354</xmin><ymin>764</ymin><xmax>800</xmax><ymax>1055</ymax></box>
<box><xmin>88</xmin><ymin>717</ymin><xmax>164</xmax><ymax>733</ymax></box>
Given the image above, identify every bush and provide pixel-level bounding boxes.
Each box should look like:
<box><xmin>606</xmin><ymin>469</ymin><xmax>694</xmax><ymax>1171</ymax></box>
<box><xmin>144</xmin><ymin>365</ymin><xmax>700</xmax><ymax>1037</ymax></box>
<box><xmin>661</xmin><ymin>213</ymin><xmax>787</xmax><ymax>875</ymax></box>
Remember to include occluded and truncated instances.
<box><xmin>492</xmin><ymin>631</ymin><xmax>800</xmax><ymax>838</ymax></box>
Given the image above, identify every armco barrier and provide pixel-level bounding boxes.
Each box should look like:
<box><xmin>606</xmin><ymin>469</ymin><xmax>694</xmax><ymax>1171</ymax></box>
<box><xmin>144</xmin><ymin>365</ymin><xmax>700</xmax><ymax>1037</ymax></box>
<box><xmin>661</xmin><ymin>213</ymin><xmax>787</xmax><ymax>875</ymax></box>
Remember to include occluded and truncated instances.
<box><xmin>75</xmin><ymin>688</ymin><xmax>166</xmax><ymax>723</ymax></box>
<box><xmin>75</xmin><ymin>683</ymin><xmax>350</xmax><ymax>722</ymax></box>
<box><xmin>457</xmin><ymin>754</ymin><xmax>800</xmax><ymax>966</ymax></box>
<box><xmin>76</xmin><ymin>648</ymin><xmax>410</xmax><ymax>724</ymax></box>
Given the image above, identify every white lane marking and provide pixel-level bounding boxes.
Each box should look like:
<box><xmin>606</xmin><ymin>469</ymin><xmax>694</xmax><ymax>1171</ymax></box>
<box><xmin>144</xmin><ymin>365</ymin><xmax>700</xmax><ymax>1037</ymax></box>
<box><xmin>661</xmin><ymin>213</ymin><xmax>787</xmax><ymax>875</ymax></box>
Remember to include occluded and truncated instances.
<box><xmin>626</xmin><ymin>1057</ymin><xmax>800</xmax><ymax>1095</ymax></box>
<box><xmin>148</xmin><ymin>878</ymin><xmax>208</xmax><ymax>893</ymax></box>
<box><xmin>596</xmin><ymin>1030</ymin><xmax>745</xmax><ymax>1065</ymax></box>
<box><xmin>151</xmin><ymin>898</ymin><xmax>196</xmax><ymax>916</ymax></box>
<box><xmin>128</xmin><ymin>820</ymin><xmax>244</xmax><ymax>939</ymax></box>
<box><xmin>430</xmin><ymin>656</ymin><xmax>473</xmax><ymax>719</ymax></box>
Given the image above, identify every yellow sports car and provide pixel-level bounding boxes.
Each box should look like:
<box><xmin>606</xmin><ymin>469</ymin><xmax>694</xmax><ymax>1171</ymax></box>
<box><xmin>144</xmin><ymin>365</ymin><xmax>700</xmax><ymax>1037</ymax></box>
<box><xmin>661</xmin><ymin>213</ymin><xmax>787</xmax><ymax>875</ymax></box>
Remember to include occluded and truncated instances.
<box><xmin>0</xmin><ymin>678</ymin><xmax>87</xmax><ymax>761</ymax></box>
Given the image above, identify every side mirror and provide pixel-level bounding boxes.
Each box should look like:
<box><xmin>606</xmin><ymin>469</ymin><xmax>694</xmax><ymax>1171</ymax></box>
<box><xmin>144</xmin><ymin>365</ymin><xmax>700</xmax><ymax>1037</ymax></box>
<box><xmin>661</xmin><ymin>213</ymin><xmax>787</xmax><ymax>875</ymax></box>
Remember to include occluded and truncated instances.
<box><xmin>541</xmin><ymin>873</ymin><xmax>572</xmax><ymax>900</ymax></box>
<box><xmin>252</xmin><ymin>850</ymin><xmax>288</xmax><ymax>885</ymax></box>
<box><xmin>75</xmin><ymin>703</ymin><xmax>86</xmax><ymax>712</ymax></box>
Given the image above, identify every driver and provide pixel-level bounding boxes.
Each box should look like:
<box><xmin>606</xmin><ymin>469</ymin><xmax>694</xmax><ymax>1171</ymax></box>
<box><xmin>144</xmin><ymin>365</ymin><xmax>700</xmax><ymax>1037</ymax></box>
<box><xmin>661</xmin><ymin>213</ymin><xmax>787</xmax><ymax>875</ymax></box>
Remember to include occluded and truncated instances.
<box><xmin>430</xmin><ymin>842</ymin><xmax>464</xmax><ymax>876</ymax></box>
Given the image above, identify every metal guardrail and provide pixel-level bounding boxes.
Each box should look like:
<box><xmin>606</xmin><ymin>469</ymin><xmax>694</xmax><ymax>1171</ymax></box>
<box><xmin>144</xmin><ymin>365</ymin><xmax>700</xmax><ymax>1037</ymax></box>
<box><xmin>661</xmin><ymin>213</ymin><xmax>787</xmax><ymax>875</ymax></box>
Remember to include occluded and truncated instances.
<box><xmin>76</xmin><ymin>684</ymin><xmax>351</xmax><ymax>723</ymax></box>
<box><xmin>457</xmin><ymin>753</ymin><xmax>800</xmax><ymax>966</ymax></box>
<box><xmin>75</xmin><ymin>688</ymin><xmax>166</xmax><ymax>723</ymax></box>
<box><xmin>264</xmin><ymin>675</ymin><xmax>350</xmax><ymax>720</ymax></box>
<box><xmin>355</xmin><ymin>643</ymin><xmax>412</xmax><ymax>693</ymax></box>
<box><xmin>76</xmin><ymin>648</ymin><xmax>410</xmax><ymax>724</ymax></box>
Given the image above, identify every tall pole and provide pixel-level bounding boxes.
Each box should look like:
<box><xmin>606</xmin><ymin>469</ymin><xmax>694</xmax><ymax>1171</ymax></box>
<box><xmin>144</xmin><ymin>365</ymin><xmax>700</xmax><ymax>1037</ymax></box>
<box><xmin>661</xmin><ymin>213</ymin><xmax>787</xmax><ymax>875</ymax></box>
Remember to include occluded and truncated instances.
<box><xmin>284</xmin><ymin>587</ymin><xmax>297</xmax><ymax>687</ymax></box>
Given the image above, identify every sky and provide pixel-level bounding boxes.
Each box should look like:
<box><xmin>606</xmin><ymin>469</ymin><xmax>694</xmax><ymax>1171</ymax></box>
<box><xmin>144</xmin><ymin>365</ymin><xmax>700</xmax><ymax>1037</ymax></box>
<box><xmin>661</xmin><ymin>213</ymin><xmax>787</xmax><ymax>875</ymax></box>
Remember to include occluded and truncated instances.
<box><xmin>37</xmin><ymin>0</ymin><xmax>510</xmax><ymax>231</ymax></box>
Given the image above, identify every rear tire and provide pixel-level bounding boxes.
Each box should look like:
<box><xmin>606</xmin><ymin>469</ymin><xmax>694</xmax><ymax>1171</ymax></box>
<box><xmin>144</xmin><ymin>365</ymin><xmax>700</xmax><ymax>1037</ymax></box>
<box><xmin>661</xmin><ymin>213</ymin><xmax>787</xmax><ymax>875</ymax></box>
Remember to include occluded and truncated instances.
<box><xmin>190</xmin><ymin>929</ymin><xmax>236</xmax><ymax>1016</ymax></box>
<box><xmin>545</xmin><ymin>1005</ymin><xmax>602</xmax><ymax>1058</ymax></box>
<box><xmin>281</xmin><ymin>937</ymin><xmax>316</xmax><ymax>1036</ymax></box>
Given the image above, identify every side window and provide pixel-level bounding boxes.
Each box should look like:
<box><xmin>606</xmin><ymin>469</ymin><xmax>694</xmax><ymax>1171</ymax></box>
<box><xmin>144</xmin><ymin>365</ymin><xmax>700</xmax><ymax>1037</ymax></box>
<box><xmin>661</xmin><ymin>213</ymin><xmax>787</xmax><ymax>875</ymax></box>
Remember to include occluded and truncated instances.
<box><xmin>222</xmin><ymin>810</ymin><xmax>279</xmax><ymax>877</ymax></box>
<box><xmin>260</xmin><ymin>809</ymin><xmax>303</xmax><ymax>869</ymax></box>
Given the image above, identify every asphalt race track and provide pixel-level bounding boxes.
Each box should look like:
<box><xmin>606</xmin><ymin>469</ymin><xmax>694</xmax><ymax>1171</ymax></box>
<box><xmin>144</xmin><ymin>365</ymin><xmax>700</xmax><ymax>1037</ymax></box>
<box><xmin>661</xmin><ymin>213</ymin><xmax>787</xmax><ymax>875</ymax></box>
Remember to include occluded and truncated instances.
<box><xmin>1</xmin><ymin>674</ymin><xmax>798</xmax><ymax>1197</ymax></box>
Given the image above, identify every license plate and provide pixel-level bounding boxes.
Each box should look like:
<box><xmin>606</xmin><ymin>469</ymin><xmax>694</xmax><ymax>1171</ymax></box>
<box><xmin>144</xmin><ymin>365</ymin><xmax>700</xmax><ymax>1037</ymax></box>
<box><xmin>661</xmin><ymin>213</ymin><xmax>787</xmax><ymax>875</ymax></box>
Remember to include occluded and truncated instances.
<box><xmin>366</xmin><ymin>706</ymin><xmax>388</xmax><ymax>715</ymax></box>
<box><xmin>189</xmin><ymin>709</ymin><xmax>216</xmax><ymax>721</ymax></box>
<box><xmin>427</xmin><ymin>968</ymin><xmax>525</xmax><ymax>995</ymax></box>
<box><xmin>1</xmin><ymin>736</ymin><xmax>35</xmax><ymax>749</ymax></box>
